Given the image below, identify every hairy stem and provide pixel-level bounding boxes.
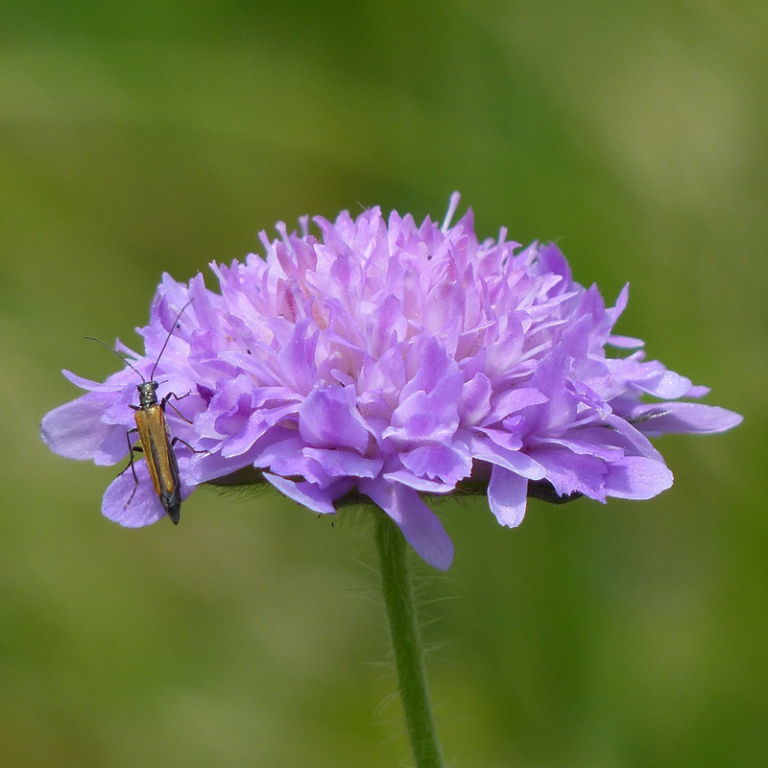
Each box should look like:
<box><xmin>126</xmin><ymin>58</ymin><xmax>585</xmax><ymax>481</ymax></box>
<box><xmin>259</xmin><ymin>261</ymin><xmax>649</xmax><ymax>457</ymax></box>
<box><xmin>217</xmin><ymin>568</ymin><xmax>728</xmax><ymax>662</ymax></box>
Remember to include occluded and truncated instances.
<box><xmin>375</xmin><ymin>513</ymin><xmax>444</xmax><ymax>768</ymax></box>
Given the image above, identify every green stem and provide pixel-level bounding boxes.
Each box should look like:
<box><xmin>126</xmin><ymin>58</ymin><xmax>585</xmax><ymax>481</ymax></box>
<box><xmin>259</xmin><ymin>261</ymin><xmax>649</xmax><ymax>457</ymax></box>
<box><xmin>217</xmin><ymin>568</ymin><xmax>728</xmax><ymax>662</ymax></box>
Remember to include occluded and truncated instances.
<box><xmin>375</xmin><ymin>513</ymin><xmax>445</xmax><ymax>768</ymax></box>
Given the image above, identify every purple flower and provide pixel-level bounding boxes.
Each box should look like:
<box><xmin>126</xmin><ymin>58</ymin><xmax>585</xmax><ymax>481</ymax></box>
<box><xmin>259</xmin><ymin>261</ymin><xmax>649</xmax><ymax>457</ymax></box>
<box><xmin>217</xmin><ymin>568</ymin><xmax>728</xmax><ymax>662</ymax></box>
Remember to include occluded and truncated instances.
<box><xmin>41</xmin><ymin>194</ymin><xmax>742</xmax><ymax>569</ymax></box>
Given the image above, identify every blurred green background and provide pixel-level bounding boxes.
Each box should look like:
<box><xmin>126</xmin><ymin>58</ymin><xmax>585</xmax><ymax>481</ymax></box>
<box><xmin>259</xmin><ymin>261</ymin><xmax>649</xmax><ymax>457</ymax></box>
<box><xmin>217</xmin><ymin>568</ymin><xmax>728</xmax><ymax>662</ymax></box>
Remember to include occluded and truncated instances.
<box><xmin>2</xmin><ymin>1</ymin><xmax>765</xmax><ymax>766</ymax></box>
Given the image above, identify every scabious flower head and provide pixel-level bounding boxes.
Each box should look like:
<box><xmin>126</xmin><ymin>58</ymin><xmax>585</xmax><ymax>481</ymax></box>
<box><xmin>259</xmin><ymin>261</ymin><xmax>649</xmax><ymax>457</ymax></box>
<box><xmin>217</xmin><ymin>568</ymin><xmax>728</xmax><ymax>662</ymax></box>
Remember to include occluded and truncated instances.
<box><xmin>41</xmin><ymin>194</ymin><xmax>742</xmax><ymax>569</ymax></box>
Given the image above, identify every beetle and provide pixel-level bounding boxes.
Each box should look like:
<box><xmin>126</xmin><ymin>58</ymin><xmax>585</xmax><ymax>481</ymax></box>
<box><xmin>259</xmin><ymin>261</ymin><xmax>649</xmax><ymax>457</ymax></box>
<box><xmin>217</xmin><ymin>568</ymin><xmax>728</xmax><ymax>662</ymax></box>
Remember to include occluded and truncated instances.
<box><xmin>86</xmin><ymin>300</ymin><xmax>196</xmax><ymax>524</ymax></box>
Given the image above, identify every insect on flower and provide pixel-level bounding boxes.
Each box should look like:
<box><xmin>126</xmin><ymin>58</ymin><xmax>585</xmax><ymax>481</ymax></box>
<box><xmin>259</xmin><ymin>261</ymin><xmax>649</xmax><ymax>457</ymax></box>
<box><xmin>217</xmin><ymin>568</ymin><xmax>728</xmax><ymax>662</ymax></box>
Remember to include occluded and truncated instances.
<box><xmin>41</xmin><ymin>196</ymin><xmax>744</xmax><ymax>569</ymax></box>
<box><xmin>85</xmin><ymin>300</ymin><xmax>198</xmax><ymax>525</ymax></box>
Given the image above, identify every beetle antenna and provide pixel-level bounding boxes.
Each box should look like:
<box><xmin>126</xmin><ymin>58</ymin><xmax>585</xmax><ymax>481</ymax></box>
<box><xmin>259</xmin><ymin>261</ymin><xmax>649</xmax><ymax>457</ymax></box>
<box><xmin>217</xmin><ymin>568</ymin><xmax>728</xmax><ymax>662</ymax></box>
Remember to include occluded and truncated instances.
<box><xmin>149</xmin><ymin>299</ymin><xmax>194</xmax><ymax>381</ymax></box>
<box><xmin>83</xmin><ymin>336</ymin><xmax>146</xmax><ymax>382</ymax></box>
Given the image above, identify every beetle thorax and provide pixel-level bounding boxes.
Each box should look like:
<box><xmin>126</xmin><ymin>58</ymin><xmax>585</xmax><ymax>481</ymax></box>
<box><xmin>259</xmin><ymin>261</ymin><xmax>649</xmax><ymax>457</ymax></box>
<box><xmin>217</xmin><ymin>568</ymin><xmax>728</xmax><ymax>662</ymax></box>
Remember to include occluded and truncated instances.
<box><xmin>137</xmin><ymin>380</ymin><xmax>159</xmax><ymax>409</ymax></box>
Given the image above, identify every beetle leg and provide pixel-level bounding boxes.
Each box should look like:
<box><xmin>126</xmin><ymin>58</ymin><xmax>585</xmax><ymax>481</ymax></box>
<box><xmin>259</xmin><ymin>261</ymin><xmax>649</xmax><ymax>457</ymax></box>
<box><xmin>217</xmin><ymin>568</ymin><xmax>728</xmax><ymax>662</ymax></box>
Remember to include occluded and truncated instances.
<box><xmin>119</xmin><ymin>429</ymin><xmax>143</xmax><ymax>509</ymax></box>
<box><xmin>170</xmin><ymin>436</ymin><xmax>211</xmax><ymax>456</ymax></box>
<box><xmin>162</xmin><ymin>391</ymin><xmax>194</xmax><ymax>423</ymax></box>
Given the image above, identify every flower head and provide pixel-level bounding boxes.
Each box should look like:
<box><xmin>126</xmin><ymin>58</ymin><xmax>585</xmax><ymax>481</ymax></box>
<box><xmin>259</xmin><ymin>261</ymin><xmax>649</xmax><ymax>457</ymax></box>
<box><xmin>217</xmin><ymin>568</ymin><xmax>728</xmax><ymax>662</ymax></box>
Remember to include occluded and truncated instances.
<box><xmin>41</xmin><ymin>194</ymin><xmax>742</xmax><ymax>569</ymax></box>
